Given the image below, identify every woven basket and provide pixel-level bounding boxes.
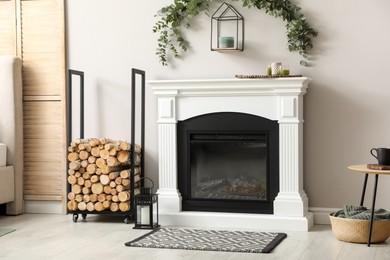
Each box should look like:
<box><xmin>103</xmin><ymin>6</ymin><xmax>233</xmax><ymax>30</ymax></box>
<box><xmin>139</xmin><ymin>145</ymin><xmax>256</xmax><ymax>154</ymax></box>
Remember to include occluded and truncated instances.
<box><xmin>329</xmin><ymin>213</ymin><xmax>390</xmax><ymax>243</ymax></box>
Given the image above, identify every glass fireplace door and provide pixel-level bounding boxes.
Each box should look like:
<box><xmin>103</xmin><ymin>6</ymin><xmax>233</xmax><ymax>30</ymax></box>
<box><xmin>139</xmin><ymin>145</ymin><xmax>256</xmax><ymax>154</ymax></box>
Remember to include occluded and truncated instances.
<box><xmin>190</xmin><ymin>133</ymin><xmax>268</xmax><ymax>201</ymax></box>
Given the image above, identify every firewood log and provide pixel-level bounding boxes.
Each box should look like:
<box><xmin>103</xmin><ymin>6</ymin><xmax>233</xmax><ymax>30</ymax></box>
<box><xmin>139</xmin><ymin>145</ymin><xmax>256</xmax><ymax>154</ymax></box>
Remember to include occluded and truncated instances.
<box><xmin>78</xmin><ymin>167</ymin><xmax>85</xmax><ymax>174</ymax></box>
<box><xmin>115</xmin><ymin>177</ymin><xmax>123</xmax><ymax>185</ymax></box>
<box><xmin>122</xmin><ymin>178</ymin><xmax>130</xmax><ymax>187</ymax></box>
<box><xmin>119</xmin><ymin>202</ymin><xmax>130</xmax><ymax>212</ymax></box>
<box><xmin>109</xmin><ymin>149</ymin><xmax>117</xmax><ymax>156</ymax></box>
<box><xmin>75</xmin><ymin>138</ymin><xmax>90</xmax><ymax>144</ymax></box>
<box><xmin>98</xmin><ymin>194</ymin><xmax>106</xmax><ymax>202</ymax></box>
<box><xmin>75</xmin><ymin>194</ymin><xmax>83</xmax><ymax>203</ymax></box>
<box><xmin>87</xmin><ymin>202</ymin><xmax>95</xmax><ymax>211</ymax></box>
<box><xmin>103</xmin><ymin>185</ymin><xmax>112</xmax><ymax>195</ymax></box>
<box><xmin>80</xmin><ymin>160</ymin><xmax>88</xmax><ymax>168</ymax></box>
<box><xmin>96</xmin><ymin>158</ymin><xmax>106</xmax><ymax>168</ymax></box>
<box><xmin>84</xmin><ymin>180</ymin><xmax>92</xmax><ymax>188</ymax></box>
<box><xmin>67</xmin><ymin>175</ymin><xmax>77</xmax><ymax>185</ymax></box>
<box><xmin>101</xmin><ymin>165</ymin><xmax>130</xmax><ymax>174</ymax></box>
<box><xmin>77</xmin><ymin>201</ymin><xmax>87</xmax><ymax>210</ymax></box>
<box><xmin>67</xmin><ymin>200</ymin><xmax>78</xmax><ymax>211</ymax></box>
<box><xmin>117</xmin><ymin>150</ymin><xmax>129</xmax><ymax>163</ymax></box>
<box><xmin>94</xmin><ymin>202</ymin><xmax>104</xmax><ymax>211</ymax></box>
<box><xmin>88</xmin><ymin>156</ymin><xmax>96</xmax><ymax>164</ymax></box>
<box><xmin>112</xmin><ymin>195</ymin><xmax>119</xmax><ymax>202</ymax></box>
<box><xmin>108</xmin><ymin>172</ymin><xmax>120</xmax><ymax>180</ymax></box>
<box><xmin>118</xmin><ymin>191</ymin><xmax>130</xmax><ymax>202</ymax></box>
<box><xmin>67</xmin><ymin>152</ymin><xmax>79</xmax><ymax>162</ymax></box>
<box><xmin>91</xmin><ymin>147</ymin><xmax>101</xmax><ymax>157</ymax></box>
<box><xmin>95</xmin><ymin>168</ymin><xmax>102</xmax><ymax>175</ymax></box>
<box><xmin>86</xmin><ymin>164</ymin><xmax>96</xmax><ymax>174</ymax></box>
<box><xmin>69</xmin><ymin>161</ymin><xmax>81</xmax><ymax>170</ymax></box>
<box><xmin>119</xmin><ymin>142</ymin><xmax>141</xmax><ymax>153</ymax></box>
<box><xmin>106</xmin><ymin>195</ymin><xmax>112</xmax><ymax>201</ymax></box>
<box><xmin>83</xmin><ymin>194</ymin><xmax>90</xmax><ymax>202</ymax></box>
<box><xmin>110</xmin><ymin>202</ymin><xmax>119</xmax><ymax>212</ymax></box>
<box><xmin>74</xmin><ymin>172</ymin><xmax>81</xmax><ymax>178</ymax></box>
<box><xmin>116</xmin><ymin>184</ymin><xmax>125</xmax><ymax>192</ymax></box>
<box><xmin>91</xmin><ymin>183</ymin><xmax>103</xmax><ymax>195</ymax></box>
<box><xmin>102</xmin><ymin>200</ymin><xmax>111</xmax><ymax>209</ymax></box>
<box><xmin>79</xmin><ymin>150</ymin><xmax>89</xmax><ymax>160</ymax></box>
<box><xmin>82</xmin><ymin>172</ymin><xmax>91</xmax><ymax>180</ymax></box>
<box><xmin>100</xmin><ymin>175</ymin><xmax>110</xmax><ymax>185</ymax></box>
<box><xmin>99</xmin><ymin>138</ymin><xmax>114</xmax><ymax>145</ymax></box>
<box><xmin>117</xmin><ymin>150</ymin><xmax>141</xmax><ymax>165</ymax></box>
<box><xmin>67</xmin><ymin>192</ymin><xmax>75</xmax><ymax>201</ymax></box>
<box><xmin>68</xmin><ymin>169</ymin><xmax>75</xmax><ymax>175</ymax></box>
<box><xmin>77</xmin><ymin>177</ymin><xmax>85</xmax><ymax>186</ymax></box>
<box><xmin>110</xmin><ymin>189</ymin><xmax>117</xmax><ymax>196</ymax></box>
<box><xmin>119</xmin><ymin>168</ymin><xmax>140</xmax><ymax>178</ymax></box>
<box><xmin>107</xmin><ymin>156</ymin><xmax>120</xmax><ymax>167</ymax></box>
<box><xmin>78</xmin><ymin>143</ymin><xmax>91</xmax><ymax>151</ymax></box>
<box><xmin>89</xmin><ymin>194</ymin><xmax>98</xmax><ymax>203</ymax></box>
<box><xmin>72</xmin><ymin>184</ymin><xmax>81</xmax><ymax>194</ymax></box>
<box><xmin>82</xmin><ymin>187</ymin><xmax>91</xmax><ymax>195</ymax></box>
<box><xmin>109</xmin><ymin>181</ymin><xmax>117</xmax><ymax>188</ymax></box>
<box><xmin>99</xmin><ymin>149</ymin><xmax>110</xmax><ymax>160</ymax></box>
<box><xmin>90</xmin><ymin>175</ymin><xmax>99</xmax><ymax>183</ymax></box>
<box><xmin>78</xmin><ymin>202</ymin><xmax>87</xmax><ymax>211</ymax></box>
<box><xmin>89</xmin><ymin>138</ymin><xmax>100</xmax><ymax>147</ymax></box>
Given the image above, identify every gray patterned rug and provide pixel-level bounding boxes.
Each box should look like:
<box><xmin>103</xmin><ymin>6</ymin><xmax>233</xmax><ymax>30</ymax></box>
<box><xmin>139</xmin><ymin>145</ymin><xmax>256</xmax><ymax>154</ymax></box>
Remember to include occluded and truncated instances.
<box><xmin>125</xmin><ymin>227</ymin><xmax>287</xmax><ymax>253</ymax></box>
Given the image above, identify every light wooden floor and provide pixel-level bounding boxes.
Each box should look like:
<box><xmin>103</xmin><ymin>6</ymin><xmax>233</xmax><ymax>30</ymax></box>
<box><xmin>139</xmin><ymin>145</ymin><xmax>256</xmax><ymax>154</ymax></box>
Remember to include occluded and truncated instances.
<box><xmin>1</xmin><ymin>214</ymin><xmax>390</xmax><ymax>260</ymax></box>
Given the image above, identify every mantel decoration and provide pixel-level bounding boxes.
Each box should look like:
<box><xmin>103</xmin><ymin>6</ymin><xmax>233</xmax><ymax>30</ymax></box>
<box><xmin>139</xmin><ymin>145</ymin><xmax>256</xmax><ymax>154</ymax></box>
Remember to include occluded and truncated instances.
<box><xmin>153</xmin><ymin>0</ymin><xmax>318</xmax><ymax>66</ymax></box>
<box><xmin>211</xmin><ymin>2</ymin><xmax>244</xmax><ymax>51</ymax></box>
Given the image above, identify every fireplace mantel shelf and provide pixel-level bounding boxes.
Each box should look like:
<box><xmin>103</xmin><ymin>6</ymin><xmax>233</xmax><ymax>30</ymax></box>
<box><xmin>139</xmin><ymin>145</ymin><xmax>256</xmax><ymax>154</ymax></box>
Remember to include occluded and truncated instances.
<box><xmin>149</xmin><ymin>77</ymin><xmax>311</xmax><ymax>96</ymax></box>
<box><xmin>151</xmin><ymin>77</ymin><xmax>313</xmax><ymax>231</ymax></box>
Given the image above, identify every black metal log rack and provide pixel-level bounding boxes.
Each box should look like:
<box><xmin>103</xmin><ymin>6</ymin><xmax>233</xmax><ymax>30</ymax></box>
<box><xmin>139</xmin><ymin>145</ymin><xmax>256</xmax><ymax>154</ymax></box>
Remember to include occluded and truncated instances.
<box><xmin>66</xmin><ymin>68</ymin><xmax>146</xmax><ymax>223</ymax></box>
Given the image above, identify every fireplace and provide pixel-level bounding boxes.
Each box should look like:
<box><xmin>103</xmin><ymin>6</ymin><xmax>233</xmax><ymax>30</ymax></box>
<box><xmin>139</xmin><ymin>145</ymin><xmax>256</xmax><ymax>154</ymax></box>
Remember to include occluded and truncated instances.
<box><xmin>150</xmin><ymin>77</ymin><xmax>313</xmax><ymax>231</ymax></box>
<box><xmin>178</xmin><ymin>112</ymin><xmax>279</xmax><ymax>214</ymax></box>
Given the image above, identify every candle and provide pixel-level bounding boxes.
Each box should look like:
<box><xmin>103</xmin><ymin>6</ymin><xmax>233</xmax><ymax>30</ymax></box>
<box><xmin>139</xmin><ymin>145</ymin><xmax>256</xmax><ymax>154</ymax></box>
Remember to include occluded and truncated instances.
<box><xmin>218</xmin><ymin>36</ymin><xmax>235</xmax><ymax>48</ymax></box>
<box><xmin>141</xmin><ymin>206</ymin><xmax>150</xmax><ymax>225</ymax></box>
<box><xmin>266</xmin><ymin>65</ymin><xmax>272</xmax><ymax>76</ymax></box>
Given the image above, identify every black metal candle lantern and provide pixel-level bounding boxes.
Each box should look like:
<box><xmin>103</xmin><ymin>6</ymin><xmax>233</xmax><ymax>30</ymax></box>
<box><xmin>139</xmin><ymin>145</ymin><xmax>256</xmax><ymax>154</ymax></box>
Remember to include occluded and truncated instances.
<box><xmin>133</xmin><ymin>177</ymin><xmax>160</xmax><ymax>229</ymax></box>
<box><xmin>211</xmin><ymin>2</ymin><xmax>244</xmax><ymax>51</ymax></box>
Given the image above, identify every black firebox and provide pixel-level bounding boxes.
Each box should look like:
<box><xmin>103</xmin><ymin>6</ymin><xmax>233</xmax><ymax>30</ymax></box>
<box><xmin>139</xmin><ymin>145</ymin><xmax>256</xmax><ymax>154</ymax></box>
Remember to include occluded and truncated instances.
<box><xmin>177</xmin><ymin>112</ymin><xmax>279</xmax><ymax>214</ymax></box>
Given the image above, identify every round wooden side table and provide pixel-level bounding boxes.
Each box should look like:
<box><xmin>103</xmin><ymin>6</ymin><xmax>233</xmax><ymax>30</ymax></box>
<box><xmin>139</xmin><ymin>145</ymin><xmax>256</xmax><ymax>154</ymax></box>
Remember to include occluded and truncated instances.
<box><xmin>347</xmin><ymin>164</ymin><xmax>390</xmax><ymax>247</ymax></box>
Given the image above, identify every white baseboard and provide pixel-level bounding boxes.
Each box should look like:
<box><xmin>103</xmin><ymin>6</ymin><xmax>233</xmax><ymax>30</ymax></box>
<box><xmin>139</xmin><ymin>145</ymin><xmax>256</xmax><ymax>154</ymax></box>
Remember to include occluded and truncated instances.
<box><xmin>22</xmin><ymin>201</ymin><xmax>338</xmax><ymax>226</ymax></box>
<box><xmin>24</xmin><ymin>200</ymin><xmax>62</xmax><ymax>214</ymax></box>
<box><xmin>310</xmin><ymin>207</ymin><xmax>340</xmax><ymax>225</ymax></box>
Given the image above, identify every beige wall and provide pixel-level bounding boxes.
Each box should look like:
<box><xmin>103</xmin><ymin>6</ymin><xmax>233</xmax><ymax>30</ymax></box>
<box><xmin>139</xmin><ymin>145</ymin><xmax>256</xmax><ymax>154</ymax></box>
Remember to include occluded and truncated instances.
<box><xmin>66</xmin><ymin>0</ymin><xmax>390</xmax><ymax>209</ymax></box>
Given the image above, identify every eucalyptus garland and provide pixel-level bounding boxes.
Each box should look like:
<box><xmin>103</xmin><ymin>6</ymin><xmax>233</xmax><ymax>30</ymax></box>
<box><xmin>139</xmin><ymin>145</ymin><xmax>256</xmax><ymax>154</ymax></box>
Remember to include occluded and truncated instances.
<box><xmin>153</xmin><ymin>0</ymin><xmax>318</xmax><ymax>66</ymax></box>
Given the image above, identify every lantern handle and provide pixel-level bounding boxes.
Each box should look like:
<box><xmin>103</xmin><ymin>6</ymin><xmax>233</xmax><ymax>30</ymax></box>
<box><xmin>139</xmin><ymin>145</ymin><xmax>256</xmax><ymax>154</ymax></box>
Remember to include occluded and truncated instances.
<box><xmin>141</xmin><ymin>176</ymin><xmax>154</xmax><ymax>189</ymax></box>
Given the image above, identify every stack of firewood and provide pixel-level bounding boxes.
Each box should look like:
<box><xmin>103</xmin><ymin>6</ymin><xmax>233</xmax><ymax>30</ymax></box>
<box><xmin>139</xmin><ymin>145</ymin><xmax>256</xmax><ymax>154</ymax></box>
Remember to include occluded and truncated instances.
<box><xmin>66</xmin><ymin>138</ymin><xmax>141</xmax><ymax>212</ymax></box>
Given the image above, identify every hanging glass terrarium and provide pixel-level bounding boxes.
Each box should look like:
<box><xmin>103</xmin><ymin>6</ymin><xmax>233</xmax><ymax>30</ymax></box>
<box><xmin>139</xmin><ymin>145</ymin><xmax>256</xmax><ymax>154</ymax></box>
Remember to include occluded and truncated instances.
<box><xmin>211</xmin><ymin>2</ymin><xmax>244</xmax><ymax>51</ymax></box>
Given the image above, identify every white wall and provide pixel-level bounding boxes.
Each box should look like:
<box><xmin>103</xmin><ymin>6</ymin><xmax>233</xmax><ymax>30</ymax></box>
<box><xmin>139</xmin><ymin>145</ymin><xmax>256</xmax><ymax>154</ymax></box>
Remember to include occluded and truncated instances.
<box><xmin>66</xmin><ymin>0</ymin><xmax>390</xmax><ymax>210</ymax></box>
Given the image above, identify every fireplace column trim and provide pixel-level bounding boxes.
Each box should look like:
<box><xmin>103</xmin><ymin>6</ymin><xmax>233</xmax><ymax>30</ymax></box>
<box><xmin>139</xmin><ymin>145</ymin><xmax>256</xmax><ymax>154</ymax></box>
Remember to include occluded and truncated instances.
<box><xmin>274</xmin><ymin>95</ymin><xmax>308</xmax><ymax>217</ymax></box>
<box><xmin>156</xmin><ymin>93</ymin><xmax>182</xmax><ymax>212</ymax></box>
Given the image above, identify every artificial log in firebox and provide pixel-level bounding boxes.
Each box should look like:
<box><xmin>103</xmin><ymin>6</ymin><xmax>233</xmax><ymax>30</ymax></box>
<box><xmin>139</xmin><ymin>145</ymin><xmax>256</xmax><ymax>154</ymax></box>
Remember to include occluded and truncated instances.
<box><xmin>67</xmin><ymin>138</ymin><xmax>141</xmax><ymax>213</ymax></box>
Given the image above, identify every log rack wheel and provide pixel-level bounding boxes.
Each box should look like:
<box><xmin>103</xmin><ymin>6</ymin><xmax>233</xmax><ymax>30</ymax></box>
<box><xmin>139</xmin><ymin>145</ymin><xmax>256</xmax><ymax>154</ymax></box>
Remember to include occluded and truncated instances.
<box><xmin>67</xmin><ymin>69</ymin><xmax>146</xmax><ymax>224</ymax></box>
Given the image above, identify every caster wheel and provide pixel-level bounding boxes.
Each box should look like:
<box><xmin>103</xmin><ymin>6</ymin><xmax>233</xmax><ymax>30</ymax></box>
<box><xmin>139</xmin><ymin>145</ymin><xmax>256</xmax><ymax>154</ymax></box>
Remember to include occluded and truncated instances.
<box><xmin>72</xmin><ymin>214</ymin><xmax>79</xmax><ymax>223</ymax></box>
<box><xmin>124</xmin><ymin>216</ymin><xmax>130</xmax><ymax>224</ymax></box>
<box><xmin>82</xmin><ymin>214</ymin><xmax>87</xmax><ymax>220</ymax></box>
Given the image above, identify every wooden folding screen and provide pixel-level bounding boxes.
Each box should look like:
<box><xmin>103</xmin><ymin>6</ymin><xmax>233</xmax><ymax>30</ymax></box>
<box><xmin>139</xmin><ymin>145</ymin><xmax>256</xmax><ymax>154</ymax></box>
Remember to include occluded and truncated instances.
<box><xmin>0</xmin><ymin>0</ymin><xmax>66</xmax><ymax>209</ymax></box>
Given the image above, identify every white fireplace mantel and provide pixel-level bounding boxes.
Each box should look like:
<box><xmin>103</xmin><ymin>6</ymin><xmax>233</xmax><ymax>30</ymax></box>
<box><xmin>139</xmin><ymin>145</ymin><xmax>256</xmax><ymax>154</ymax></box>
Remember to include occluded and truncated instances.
<box><xmin>150</xmin><ymin>77</ymin><xmax>313</xmax><ymax>231</ymax></box>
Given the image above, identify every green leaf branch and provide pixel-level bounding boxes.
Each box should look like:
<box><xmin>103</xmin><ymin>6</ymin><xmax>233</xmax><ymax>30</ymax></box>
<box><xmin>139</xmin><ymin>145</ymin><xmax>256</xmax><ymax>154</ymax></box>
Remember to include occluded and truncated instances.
<box><xmin>153</xmin><ymin>0</ymin><xmax>318</xmax><ymax>66</ymax></box>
